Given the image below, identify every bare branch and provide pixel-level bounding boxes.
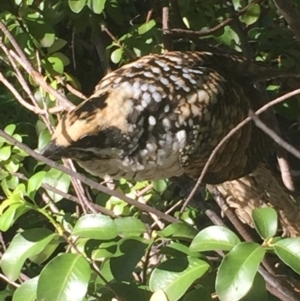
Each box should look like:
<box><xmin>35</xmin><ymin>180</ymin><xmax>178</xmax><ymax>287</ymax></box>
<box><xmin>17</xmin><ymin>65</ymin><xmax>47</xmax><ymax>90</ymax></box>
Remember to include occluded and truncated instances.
<box><xmin>162</xmin><ymin>1</ymin><xmax>173</xmax><ymax>51</ymax></box>
<box><xmin>249</xmin><ymin>111</ymin><xmax>300</xmax><ymax>160</ymax></box>
<box><xmin>0</xmin><ymin>72</ymin><xmax>43</xmax><ymax>114</ymax></box>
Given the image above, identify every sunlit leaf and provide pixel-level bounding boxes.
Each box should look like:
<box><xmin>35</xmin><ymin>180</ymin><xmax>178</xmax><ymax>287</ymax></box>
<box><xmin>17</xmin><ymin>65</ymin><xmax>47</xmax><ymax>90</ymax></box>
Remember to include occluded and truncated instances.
<box><xmin>37</xmin><ymin>254</ymin><xmax>90</xmax><ymax>301</ymax></box>
<box><xmin>216</xmin><ymin>242</ymin><xmax>265</xmax><ymax>301</ymax></box>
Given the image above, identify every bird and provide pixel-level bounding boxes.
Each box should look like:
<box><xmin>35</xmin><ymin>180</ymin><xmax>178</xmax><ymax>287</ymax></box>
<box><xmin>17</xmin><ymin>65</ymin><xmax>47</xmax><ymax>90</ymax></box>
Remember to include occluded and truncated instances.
<box><xmin>42</xmin><ymin>51</ymin><xmax>300</xmax><ymax>236</ymax></box>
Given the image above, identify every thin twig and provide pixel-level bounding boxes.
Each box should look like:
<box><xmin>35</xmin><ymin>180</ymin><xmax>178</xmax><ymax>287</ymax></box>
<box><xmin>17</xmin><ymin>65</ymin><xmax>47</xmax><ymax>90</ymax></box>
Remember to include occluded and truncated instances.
<box><xmin>0</xmin><ymin>72</ymin><xmax>43</xmax><ymax>114</ymax></box>
<box><xmin>90</xmin><ymin>18</ymin><xmax>111</xmax><ymax>75</ymax></box>
<box><xmin>0</xmin><ymin>21</ymin><xmax>74</xmax><ymax>111</ymax></box>
<box><xmin>56</xmin><ymin>77</ymin><xmax>87</xmax><ymax>100</ymax></box>
<box><xmin>207</xmin><ymin>185</ymin><xmax>256</xmax><ymax>242</ymax></box>
<box><xmin>63</xmin><ymin>158</ymin><xmax>97</xmax><ymax>214</ymax></box>
<box><xmin>101</xmin><ymin>24</ymin><xmax>135</xmax><ymax>60</ymax></box>
<box><xmin>162</xmin><ymin>1</ymin><xmax>173</xmax><ymax>51</ymax></box>
<box><xmin>146</xmin><ymin>9</ymin><xmax>153</xmax><ymax>23</ymax></box>
<box><xmin>249</xmin><ymin>111</ymin><xmax>300</xmax><ymax>160</ymax></box>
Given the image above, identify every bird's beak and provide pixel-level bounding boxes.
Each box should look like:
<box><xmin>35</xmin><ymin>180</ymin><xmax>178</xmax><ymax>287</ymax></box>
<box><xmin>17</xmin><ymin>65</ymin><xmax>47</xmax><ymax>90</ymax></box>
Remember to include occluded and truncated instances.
<box><xmin>41</xmin><ymin>140</ymin><xmax>65</xmax><ymax>160</ymax></box>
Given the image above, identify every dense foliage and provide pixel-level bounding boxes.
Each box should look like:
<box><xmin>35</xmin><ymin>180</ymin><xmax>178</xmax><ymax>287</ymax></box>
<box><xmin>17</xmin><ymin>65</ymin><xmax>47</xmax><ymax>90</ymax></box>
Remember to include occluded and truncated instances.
<box><xmin>0</xmin><ymin>1</ymin><xmax>300</xmax><ymax>301</ymax></box>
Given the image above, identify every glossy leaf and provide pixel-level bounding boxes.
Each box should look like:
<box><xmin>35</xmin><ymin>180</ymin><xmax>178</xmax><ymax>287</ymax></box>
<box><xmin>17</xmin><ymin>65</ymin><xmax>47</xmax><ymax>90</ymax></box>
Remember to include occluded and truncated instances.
<box><xmin>27</xmin><ymin>171</ymin><xmax>46</xmax><ymax>199</ymax></box>
<box><xmin>87</xmin><ymin>0</ymin><xmax>106</xmax><ymax>14</ymax></box>
<box><xmin>216</xmin><ymin>242</ymin><xmax>265</xmax><ymax>301</ymax></box>
<box><xmin>48</xmin><ymin>38</ymin><xmax>68</xmax><ymax>54</ymax></box>
<box><xmin>37</xmin><ymin>254</ymin><xmax>90</xmax><ymax>301</ymax></box>
<box><xmin>242</xmin><ymin>4</ymin><xmax>261</xmax><ymax>25</ymax></box>
<box><xmin>161</xmin><ymin>242</ymin><xmax>199</xmax><ymax>258</ymax></box>
<box><xmin>68</xmin><ymin>0</ymin><xmax>87</xmax><ymax>13</ymax></box>
<box><xmin>0</xmin><ymin>145</ymin><xmax>11</xmax><ymax>161</ymax></box>
<box><xmin>274</xmin><ymin>238</ymin><xmax>300</xmax><ymax>274</ymax></box>
<box><xmin>110</xmin><ymin>238</ymin><xmax>150</xmax><ymax>281</ymax></box>
<box><xmin>252</xmin><ymin>207</ymin><xmax>278</xmax><ymax>239</ymax></box>
<box><xmin>4</xmin><ymin>124</ymin><xmax>16</xmax><ymax>135</ymax></box>
<box><xmin>1</xmin><ymin>229</ymin><xmax>56</xmax><ymax>281</ymax></box>
<box><xmin>149</xmin><ymin>257</ymin><xmax>210</xmax><ymax>301</ymax></box>
<box><xmin>138</xmin><ymin>20</ymin><xmax>156</xmax><ymax>35</ymax></box>
<box><xmin>72</xmin><ymin>214</ymin><xmax>118</xmax><ymax>240</ymax></box>
<box><xmin>114</xmin><ymin>216</ymin><xmax>146</xmax><ymax>236</ymax></box>
<box><xmin>12</xmin><ymin>277</ymin><xmax>38</xmax><ymax>301</ymax></box>
<box><xmin>190</xmin><ymin>226</ymin><xmax>241</xmax><ymax>252</ymax></box>
<box><xmin>111</xmin><ymin>48</ymin><xmax>123</xmax><ymax>64</ymax></box>
<box><xmin>152</xmin><ymin>179</ymin><xmax>168</xmax><ymax>193</ymax></box>
<box><xmin>0</xmin><ymin>202</ymin><xmax>29</xmax><ymax>232</ymax></box>
<box><xmin>240</xmin><ymin>273</ymin><xmax>268</xmax><ymax>301</ymax></box>
<box><xmin>158</xmin><ymin>222</ymin><xmax>198</xmax><ymax>240</ymax></box>
<box><xmin>44</xmin><ymin>169</ymin><xmax>70</xmax><ymax>202</ymax></box>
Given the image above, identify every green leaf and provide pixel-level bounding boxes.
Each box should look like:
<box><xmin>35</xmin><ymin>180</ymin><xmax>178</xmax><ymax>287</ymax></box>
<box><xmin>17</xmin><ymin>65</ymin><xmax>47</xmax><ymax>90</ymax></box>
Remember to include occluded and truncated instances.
<box><xmin>47</xmin><ymin>38</ymin><xmax>68</xmax><ymax>54</ymax></box>
<box><xmin>1</xmin><ymin>229</ymin><xmax>56</xmax><ymax>281</ymax></box>
<box><xmin>215</xmin><ymin>26</ymin><xmax>240</xmax><ymax>47</ymax></box>
<box><xmin>240</xmin><ymin>273</ymin><xmax>268</xmax><ymax>301</ymax></box>
<box><xmin>138</xmin><ymin>20</ymin><xmax>156</xmax><ymax>35</ymax></box>
<box><xmin>111</xmin><ymin>48</ymin><xmax>123</xmax><ymax>64</ymax></box>
<box><xmin>87</xmin><ymin>241</ymin><xmax>117</xmax><ymax>260</ymax></box>
<box><xmin>47</xmin><ymin>54</ymin><xmax>64</xmax><ymax>74</ymax></box>
<box><xmin>252</xmin><ymin>208</ymin><xmax>278</xmax><ymax>239</ymax></box>
<box><xmin>152</xmin><ymin>179</ymin><xmax>168</xmax><ymax>193</ymax></box>
<box><xmin>27</xmin><ymin>171</ymin><xmax>46</xmax><ymax>199</ymax></box>
<box><xmin>110</xmin><ymin>237</ymin><xmax>150</xmax><ymax>281</ymax></box>
<box><xmin>161</xmin><ymin>242</ymin><xmax>199</xmax><ymax>258</ymax></box>
<box><xmin>242</xmin><ymin>4</ymin><xmax>261</xmax><ymax>26</ymax></box>
<box><xmin>52</xmin><ymin>52</ymin><xmax>70</xmax><ymax>67</ymax></box>
<box><xmin>0</xmin><ymin>145</ymin><xmax>11</xmax><ymax>161</ymax></box>
<box><xmin>274</xmin><ymin>238</ymin><xmax>300</xmax><ymax>274</ymax></box>
<box><xmin>5</xmin><ymin>175</ymin><xmax>19</xmax><ymax>190</ymax></box>
<box><xmin>30</xmin><ymin>235</ymin><xmax>62</xmax><ymax>264</ymax></box>
<box><xmin>232</xmin><ymin>0</ymin><xmax>243</xmax><ymax>10</ymax></box>
<box><xmin>216</xmin><ymin>242</ymin><xmax>266</xmax><ymax>301</ymax></box>
<box><xmin>37</xmin><ymin>254</ymin><xmax>90</xmax><ymax>301</ymax></box>
<box><xmin>26</xmin><ymin>19</ymin><xmax>55</xmax><ymax>48</ymax></box>
<box><xmin>72</xmin><ymin>214</ymin><xmax>118</xmax><ymax>240</ymax></box>
<box><xmin>68</xmin><ymin>0</ymin><xmax>87</xmax><ymax>13</ymax></box>
<box><xmin>44</xmin><ymin>169</ymin><xmax>70</xmax><ymax>202</ymax></box>
<box><xmin>4</xmin><ymin>124</ymin><xmax>16</xmax><ymax>135</ymax></box>
<box><xmin>12</xmin><ymin>277</ymin><xmax>38</xmax><ymax>301</ymax></box>
<box><xmin>5</xmin><ymin>159</ymin><xmax>20</xmax><ymax>173</ymax></box>
<box><xmin>0</xmin><ymin>202</ymin><xmax>29</xmax><ymax>232</ymax></box>
<box><xmin>87</xmin><ymin>0</ymin><xmax>106</xmax><ymax>14</ymax></box>
<box><xmin>158</xmin><ymin>222</ymin><xmax>198</xmax><ymax>240</ymax></box>
<box><xmin>114</xmin><ymin>216</ymin><xmax>146</xmax><ymax>236</ymax></box>
<box><xmin>38</xmin><ymin>128</ymin><xmax>51</xmax><ymax>151</ymax></box>
<box><xmin>149</xmin><ymin>257</ymin><xmax>210</xmax><ymax>301</ymax></box>
<box><xmin>190</xmin><ymin>226</ymin><xmax>241</xmax><ymax>252</ymax></box>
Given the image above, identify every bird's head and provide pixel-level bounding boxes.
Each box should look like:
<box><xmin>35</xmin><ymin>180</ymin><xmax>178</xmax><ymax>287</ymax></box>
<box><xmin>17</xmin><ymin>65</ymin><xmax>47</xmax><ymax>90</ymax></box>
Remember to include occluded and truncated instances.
<box><xmin>42</xmin><ymin>83</ymin><xmax>144</xmax><ymax>161</ymax></box>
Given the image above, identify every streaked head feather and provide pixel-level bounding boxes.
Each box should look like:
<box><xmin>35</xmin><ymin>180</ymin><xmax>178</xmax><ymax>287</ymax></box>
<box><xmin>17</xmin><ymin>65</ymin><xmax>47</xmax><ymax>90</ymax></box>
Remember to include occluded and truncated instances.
<box><xmin>51</xmin><ymin>83</ymin><xmax>137</xmax><ymax>148</ymax></box>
